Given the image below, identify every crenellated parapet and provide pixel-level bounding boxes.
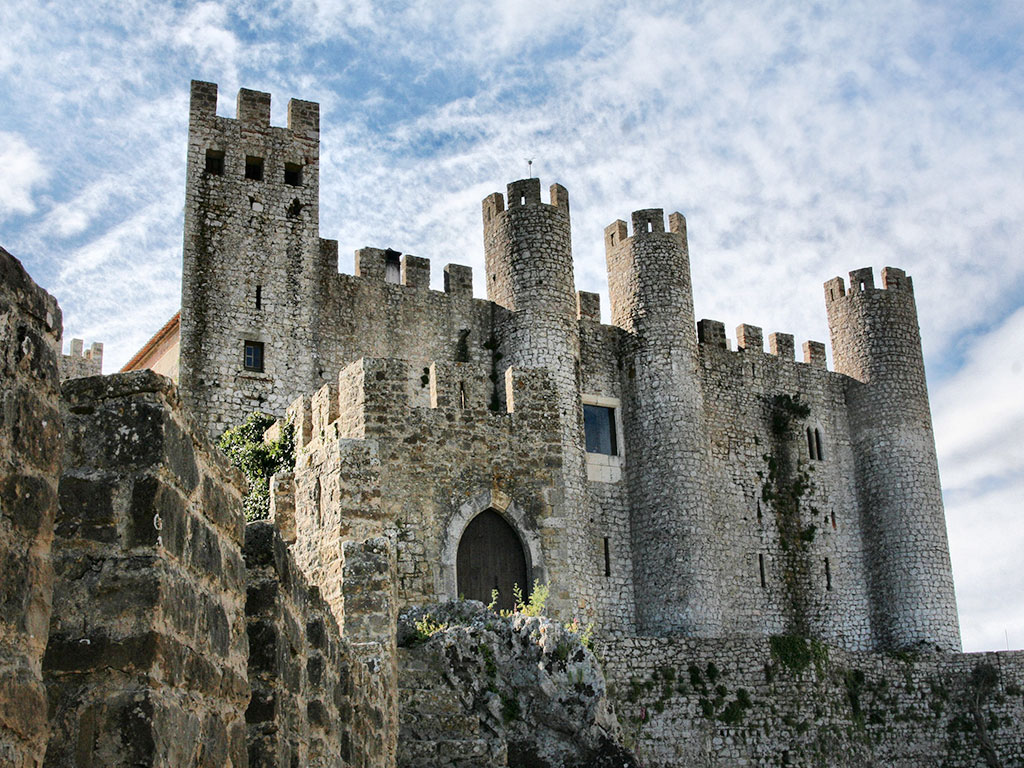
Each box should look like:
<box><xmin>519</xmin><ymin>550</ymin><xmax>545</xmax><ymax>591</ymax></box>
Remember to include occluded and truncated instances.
<box><xmin>696</xmin><ymin>319</ymin><xmax>828</xmax><ymax>369</ymax></box>
<box><xmin>60</xmin><ymin>337</ymin><xmax>103</xmax><ymax>380</ymax></box>
<box><xmin>285</xmin><ymin>357</ymin><xmax>560</xmax><ymax>453</ymax></box>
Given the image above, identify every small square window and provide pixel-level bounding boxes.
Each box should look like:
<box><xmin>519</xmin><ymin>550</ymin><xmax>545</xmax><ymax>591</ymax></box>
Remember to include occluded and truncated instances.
<box><xmin>243</xmin><ymin>340</ymin><xmax>264</xmax><ymax>372</ymax></box>
<box><xmin>284</xmin><ymin>162</ymin><xmax>303</xmax><ymax>186</ymax></box>
<box><xmin>245</xmin><ymin>156</ymin><xmax>264</xmax><ymax>181</ymax></box>
<box><xmin>205</xmin><ymin>149</ymin><xmax>224</xmax><ymax>175</ymax></box>
<box><xmin>584</xmin><ymin>405</ymin><xmax>617</xmax><ymax>455</ymax></box>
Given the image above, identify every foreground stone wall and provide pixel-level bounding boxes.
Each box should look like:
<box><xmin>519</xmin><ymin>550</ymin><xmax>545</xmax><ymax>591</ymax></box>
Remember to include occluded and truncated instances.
<box><xmin>45</xmin><ymin>372</ymin><xmax>250</xmax><ymax>766</ymax></box>
<box><xmin>0</xmin><ymin>248</ymin><xmax>62</xmax><ymax>768</ymax></box>
<box><xmin>244</xmin><ymin>522</ymin><xmax>394</xmax><ymax>768</ymax></box>
<box><xmin>600</xmin><ymin>636</ymin><xmax>1024</xmax><ymax>767</ymax></box>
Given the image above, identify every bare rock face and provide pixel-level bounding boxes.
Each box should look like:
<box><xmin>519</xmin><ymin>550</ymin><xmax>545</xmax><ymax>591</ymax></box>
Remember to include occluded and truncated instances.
<box><xmin>397</xmin><ymin>601</ymin><xmax>638</xmax><ymax>768</ymax></box>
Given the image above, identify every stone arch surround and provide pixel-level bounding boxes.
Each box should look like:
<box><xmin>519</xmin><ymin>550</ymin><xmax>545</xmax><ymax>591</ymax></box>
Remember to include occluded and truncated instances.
<box><xmin>438</xmin><ymin>489</ymin><xmax>547</xmax><ymax>602</ymax></box>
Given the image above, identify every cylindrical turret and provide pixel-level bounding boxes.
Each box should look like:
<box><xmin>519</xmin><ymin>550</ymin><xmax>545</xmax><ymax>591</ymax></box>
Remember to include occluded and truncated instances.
<box><xmin>605</xmin><ymin>209</ymin><xmax>720</xmax><ymax>636</ymax></box>
<box><xmin>826</xmin><ymin>266</ymin><xmax>960</xmax><ymax>651</ymax></box>
<box><xmin>481</xmin><ymin>179</ymin><xmax>588</xmax><ymax>618</ymax></box>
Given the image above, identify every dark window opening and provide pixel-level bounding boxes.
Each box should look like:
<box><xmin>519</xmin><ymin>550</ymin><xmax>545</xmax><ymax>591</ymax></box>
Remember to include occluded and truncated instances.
<box><xmin>603</xmin><ymin>537</ymin><xmax>611</xmax><ymax>577</ymax></box>
<box><xmin>831</xmin><ymin>511</ymin><xmax>837</xmax><ymax>530</ymax></box>
<box><xmin>825</xmin><ymin>557</ymin><xmax>832</xmax><ymax>591</ymax></box>
<box><xmin>284</xmin><ymin>162</ymin><xmax>303</xmax><ymax>186</ymax></box>
<box><xmin>459</xmin><ymin>381</ymin><xmax>466</xmax><ymax>409</ymax></box>
<box><xmin>815</xmin><ymin>428</ymin><xmax>824</xmax><ymax>460</ymax></box>
<box><xmin>584</xmin><ymin>404</ymin><xmax>617</xmax><ymax>455</ymax></box>
<box><xmin>384</xmin><ymin>249</ymin><xmax>401</xmax><ymax>284</ymax></box>
<box><xmin>759</xmin><ymin>554</ymin><xmax>766</xmax><ymax>589</ymax></box>
<box><xmin>245</xmin><ymin>156</ymin><xmax>264</xmax><ymax>181</ymax></box>
<box><xmin>807</xmin><ymin>427</ymin><xmax>817</xmax><ymax>459</ymax></box>
<box><xmin>255</xmin><ymin>284</ymin><xmax>262</xmax><ymax>310</ymax></box>
<box><xmin>243</xmin><ymin>340</ymin><xmax>264</xmax><ymax>372</ymax></box>
<box><xmin>756</xmin><ymin>498</ymin><xmax>762</xmax><ymax>522</ymax></box>
<box><xmin>205</xmin><ymin>149</ymin><xmax>224</xmax><ymax>175</ymax></box>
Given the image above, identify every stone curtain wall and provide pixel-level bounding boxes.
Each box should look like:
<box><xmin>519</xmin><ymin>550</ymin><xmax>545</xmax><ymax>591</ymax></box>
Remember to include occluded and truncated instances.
<box><xmin>600</xmin><ymin>637</ymin><xmax>1024</xmax><ymax>767</ymax></box>
<box><xmin>0</xmin><ymin>248</ymin><xmax>62</xmax><ymax>768</ymax></box>
<box><xmin>45</xmin><ymin>372</ymin><xmax>250</xmax><ymax>766</ymax></box>
<box><xmin>244</xmin><ymin>522</ymin><xmax>392</xmax><ymax>768</ymax></box>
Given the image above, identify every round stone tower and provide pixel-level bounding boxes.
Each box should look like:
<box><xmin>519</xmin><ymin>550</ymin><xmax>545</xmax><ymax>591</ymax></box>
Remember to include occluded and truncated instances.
<box><xmin>481</xmin><ymin>178</ymin><xmax>588</xmax><ymax>618</ymax></box>
<box><xmin>825</xmin><ymin>266</ymin><xmax>961</xmax><ymax>652</ymax></box>
<box><xmin>605</xmin><ymin>210</ymin><xmax>721</xmax><ymax>636</ymax></box>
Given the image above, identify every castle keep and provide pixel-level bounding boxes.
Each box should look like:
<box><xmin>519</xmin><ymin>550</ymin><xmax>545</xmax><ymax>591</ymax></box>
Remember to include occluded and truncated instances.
<box><xmin>1</xmin><ymin>80</ymin><xmax>1021</xmax><ymax>767</ymax></box>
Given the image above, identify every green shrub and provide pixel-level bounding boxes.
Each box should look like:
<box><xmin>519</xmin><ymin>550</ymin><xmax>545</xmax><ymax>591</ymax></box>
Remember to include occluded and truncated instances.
<box><xmin>218</xmin><ymin>411</ymin><xmax>295</xmax><ymax>521</ymax></box>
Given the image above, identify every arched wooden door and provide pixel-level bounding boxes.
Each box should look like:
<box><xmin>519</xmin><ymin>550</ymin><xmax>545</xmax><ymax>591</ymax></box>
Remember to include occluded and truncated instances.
<box><xmin>456</xmin><ymin>509</ymin><xmax>529</xmax><ymax>612</ymax></box>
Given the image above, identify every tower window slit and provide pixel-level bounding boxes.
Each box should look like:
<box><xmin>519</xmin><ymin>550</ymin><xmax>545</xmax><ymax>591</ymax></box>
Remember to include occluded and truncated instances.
<box><xmin>825</xmin><ymin>557</ymin><xmax>832</xmax><ymax>591</ymax></box>
<box><xmin>815</xmin><ymin>428</ymin><xmax>824</xmax><ymax>460</ymax></box>
<box><xmin>459</xmin><ymin>381</ymin><xmax>466</xmax><ymax>409</ymax></box>
<box><xmin>756</xmin><ymin>498</ymin><xmax>762</xmax><ymax>522</ymax></box>
<box><xmin>807</xmin><ymin>427</ymin><xmax>816</xmax><ymax>459</ymax></box>
<box><xmin>255</xmin><ymin>284</ymin><xmax>262</xmax><ymax>310</ymax></box>
<box><xmin>603</xmin><ymin>537</ymin><xmax>611</xmax><ymax>577</ymax></box>
<box><xmin>831</xmin><ymin>511</ymin><xmax>837</xmax><ymax>530</ymax></box>
<box><xmin>758</xmin><ymin>554</ymin><xmax>766</xmax><ymax>589</ymax></box>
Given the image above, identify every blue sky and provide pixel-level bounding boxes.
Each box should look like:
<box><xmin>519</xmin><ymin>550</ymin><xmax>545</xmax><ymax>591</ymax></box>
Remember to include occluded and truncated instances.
<box><xmin>2</xmin><ymin>0</ymin><xmax>1022</xmax><ymax>652</ymax></box>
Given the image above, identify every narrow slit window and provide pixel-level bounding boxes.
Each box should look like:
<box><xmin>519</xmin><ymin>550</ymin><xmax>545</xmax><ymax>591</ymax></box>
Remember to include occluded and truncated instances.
<box><xmin>459</xmin><ymin>381</ymin><xmax>466</xmax><ymax>409</ymax></box>
<box><xmin>243</xmin><ymin>340</ymin><xmax>264</xmax><ymax>372</ymax></box>
<box><xmin>603</xmin><ymin>537</ymin><xmax>611</xmax><ymax>577</ymax></box>
<box><xmin>831</xmin><ymin>511</ymin><xmax>837</xmax><ymax>530</ymax></box>
<box><xmin>756</xmin><ymin>498</ymin><xmax>762</xmax><ymax>522</ymax></box>
<box><xmin>759</xmin><ymin>554</ymin><xmax>766</xmax><ymax>589</ymax></box>
<box><xmin>825</xmin><ymin>558</ymin><xmax>832</xmax><ymax>591</ymax></box>
<box><xmin>205</xmin><ymin>149</ymin><xmax>224</xmax><ymax>175</ymax></box>
<box><xmin>245</xmin><ymin>156</ymin><xmax>264</xmax><ymax>181</ymax></box>
<box><xmin>255</xmin><ymin>284</ymin><xmax>262</xmax><ymax>310</ymax></box>
<box><xmin>284</xmin><ymin>162</ymin><xmax>303</xmax><ymax>186</ymax></box>
<box><xmin>815</xmin><ymin>428</ymin><xmax>824</xmax><ymax>461</ymax></box>
<box><xmin>583</xmin><ymin>405</ymin><xmax>617</xmax><ymax>455</ymax></box>
<box><xmin>807</xmin><ymin>427</ymin><xmax>817</xmax><ymax>459</ymax></box>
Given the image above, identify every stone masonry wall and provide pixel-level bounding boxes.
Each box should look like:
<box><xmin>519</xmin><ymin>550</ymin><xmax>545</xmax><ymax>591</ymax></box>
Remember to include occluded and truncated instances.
<box><xmin>286</xmin><ymin>357</ymin><xmax>570</xmax><ymax>623</ymax></box>
<box><xmin>45</xmin><ymin>372</ymin><xmax>249</xmax><ymax>767</ymax></box>
<box><xmin>0</xmin><ymin>247</ymin><xmax>62</xmax><ymax>768</ymax></box>
<box><xmin>601</xmin><ymin>637</ymin><xmax>1024</xmax><ymax>768</ymax></box>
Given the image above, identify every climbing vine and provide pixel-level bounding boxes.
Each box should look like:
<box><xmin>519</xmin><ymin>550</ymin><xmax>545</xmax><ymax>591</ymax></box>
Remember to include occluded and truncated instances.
<box><xmin>218</xmin><ymin>411</ymin><xmax>295</xmax><ymax>521</ymax></box>
<box><xmin>759</xmin><ymin>393</ymin><xmax>818</xmax><ymax>634</ymax></box>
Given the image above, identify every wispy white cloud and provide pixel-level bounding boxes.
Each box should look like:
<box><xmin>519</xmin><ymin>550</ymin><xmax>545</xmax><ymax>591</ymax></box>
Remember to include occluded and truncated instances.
<box><xmin>0</xmin><ymin>133</ymin><xmax>50</xmax><ymax>220</ymax></box>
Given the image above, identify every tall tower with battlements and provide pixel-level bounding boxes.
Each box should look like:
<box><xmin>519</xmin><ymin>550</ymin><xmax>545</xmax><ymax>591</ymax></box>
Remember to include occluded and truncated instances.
<box><xmin>481</xmin><ymin>179</ymin><xmax>592</xmax><ymax>617</ymax></box>
<box><xmin>605</xmin><ymin>210</ymin><xmax>721</xmax><ymax>636</ymax></box>
<box><xmin>179</xmin><ymin>80</ymin><xmax>329</xmax><ymax>439</ymax></box>
<box><xmin>826</xmin><ymin>266</ymin><xmax>961</xmax><ymax>651</ymax></box>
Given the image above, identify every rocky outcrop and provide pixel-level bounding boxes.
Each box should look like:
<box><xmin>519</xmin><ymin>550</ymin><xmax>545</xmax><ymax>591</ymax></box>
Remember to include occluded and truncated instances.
<box><xmin>397</xmin><ymin>601</ymin><xmax>638</xmax><ymax>768</ymax></box>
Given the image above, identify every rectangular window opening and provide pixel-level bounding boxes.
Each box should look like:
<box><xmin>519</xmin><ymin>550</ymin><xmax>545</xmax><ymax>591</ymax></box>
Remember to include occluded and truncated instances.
<box><xmin>756</xmin><ymin>498</ymin><xmax>762</xmax><ymax>522</ymax></box>
<box><xmin>825</xmin><ymin>557</ymin><xmax>832</xmax><ymax>591</ymax></box>
<box><xmin>284</xmin><ymin>162</ymin><xmax>303</xmax><ymax>186</ymax></box>
<box><xmin>459</xmin><ymin>381</ymin><xmax>466</xmax><ymax>409</ymax></box>
<box><xmin>831</xmin><ymin>511</ymin><xmax>837</xmax><ymax>530</ymax></box>
<box><xmin>759</xmin><ymin>554</ymin><xmax>766</xmax><ymax>589</ymax></box>
<box><xmin>583</xmin><ymin>404</ymin><xmax>617</xmax><ymax>455</ymax></box>
<box><xmin>205</xmin><ymin>149</ymin><xmax>224</xmax><ymax>175</ymax></box>
<box><xmin>255</xmin><ymin>284</ymin><xmax>262</xmax><ymax>310</ymax></box>
<box><xmin>243</xmin><ymin>340</ymin><xmax>264</xmax><ymax>372</ymax></box>
<box><xmin>603</xmin><ymin>537</ymin><xmax>611</xmax><ymax>577</ymax></box>
<box><xmin>245</xmin><ymin>156</ymin><xmax>264</xmax><ymax>181</ymax></box>
<box><xmin>384</xmin><ymin>249</ymin><xmax>401</xmax><ymax>284</ymax></box>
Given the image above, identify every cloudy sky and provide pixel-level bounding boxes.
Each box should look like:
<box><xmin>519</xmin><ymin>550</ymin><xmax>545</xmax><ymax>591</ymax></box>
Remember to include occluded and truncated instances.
<box><xmin>2</xmin><ymin>0</ymin><xmax>1021</xmax><ymax>652</ymax></box>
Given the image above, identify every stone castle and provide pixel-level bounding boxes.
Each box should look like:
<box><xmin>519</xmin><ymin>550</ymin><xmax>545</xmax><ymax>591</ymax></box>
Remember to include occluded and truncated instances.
<box><xmin>1</xmin><ymin>80</ymin><xmax>1021</xmax><ymax>767</ymax></box>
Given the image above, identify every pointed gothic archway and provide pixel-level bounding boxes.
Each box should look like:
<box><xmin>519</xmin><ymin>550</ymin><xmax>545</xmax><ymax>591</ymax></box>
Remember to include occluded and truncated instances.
<box><xmin>456</xmin><ymin>509</ymin><xmax>530</xmax><ymax>611</ymax></box>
